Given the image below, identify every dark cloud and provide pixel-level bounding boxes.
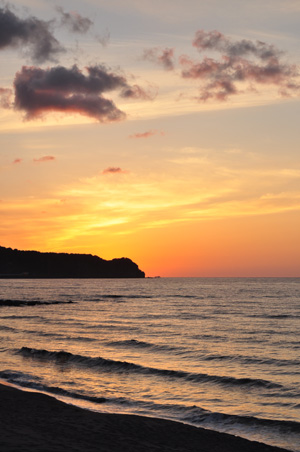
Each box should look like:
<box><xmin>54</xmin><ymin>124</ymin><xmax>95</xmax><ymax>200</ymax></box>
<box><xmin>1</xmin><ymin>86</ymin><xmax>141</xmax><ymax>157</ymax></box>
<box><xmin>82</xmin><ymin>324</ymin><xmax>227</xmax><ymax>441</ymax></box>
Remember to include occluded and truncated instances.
<box><xmin>33</xmin><ymin>156</ymin><xmax>55</xmax><ymax>163</ymax></box>
<box><xmin>129</xmin><ymin>130</ymin><xmax>164</xmax><ymax>139</ymax></box>
<box><xmin>102</xmin><ymin>167</ymin><xmax>127</xmax><ymax>174</ymax></box>
<box><xmin>179</xmin><ymin>30</ymin><xmax>300</xmax><ymax>101</ymax></box>
<box><xmin>0</xmin><ymin>6</ymin><xmax>64</xmax><ymax>62</ymax></box>
<box><xmin>13</xmin><ymin>65</ymin><xmax>150</xmax><ymax>122</ymax></box>
<box><xmin>56</xmin><ymin>6</ymin><xmax>93</xmax><ymax>34</ymax></box>
<box><xmin>142</xmin><ymin>47</ymin><xmax>175</xmax><ymax>71</ymax></box>
<box><xmin>0</xmin><ymin>87</ymin><xmax>12</xmax><ymax>108</ymax></box>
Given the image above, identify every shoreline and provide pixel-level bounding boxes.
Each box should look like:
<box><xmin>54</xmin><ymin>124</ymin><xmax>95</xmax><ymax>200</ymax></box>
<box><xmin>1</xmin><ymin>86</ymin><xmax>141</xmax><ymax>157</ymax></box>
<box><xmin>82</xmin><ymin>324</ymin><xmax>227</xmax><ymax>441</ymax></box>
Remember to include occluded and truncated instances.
<box><xmin>0</xmin><ymin>383</ymin><xmax>290</xmax><ymax>452</ymax></box>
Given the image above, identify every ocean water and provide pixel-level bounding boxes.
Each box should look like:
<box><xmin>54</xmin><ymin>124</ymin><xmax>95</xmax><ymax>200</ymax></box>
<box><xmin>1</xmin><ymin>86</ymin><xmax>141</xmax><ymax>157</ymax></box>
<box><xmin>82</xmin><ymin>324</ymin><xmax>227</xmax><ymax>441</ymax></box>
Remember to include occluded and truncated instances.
<box><xmin>0</xmin><ymin>277</ymin><xmax>299</xmax><ymax>451</ymax></box>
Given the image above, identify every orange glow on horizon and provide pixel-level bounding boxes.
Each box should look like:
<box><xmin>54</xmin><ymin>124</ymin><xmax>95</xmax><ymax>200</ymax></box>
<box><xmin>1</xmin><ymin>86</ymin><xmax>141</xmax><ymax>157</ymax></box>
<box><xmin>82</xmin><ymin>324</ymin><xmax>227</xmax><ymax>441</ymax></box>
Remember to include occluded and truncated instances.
<box><xmin>1</xmin><ymin>3</ymin><xmax>299</xmax><ymax>277</ymax></box>
<box><xmin>1</xmin><ymin>207</ymin><xmax>299</xmax><ymax>277</ymax></box>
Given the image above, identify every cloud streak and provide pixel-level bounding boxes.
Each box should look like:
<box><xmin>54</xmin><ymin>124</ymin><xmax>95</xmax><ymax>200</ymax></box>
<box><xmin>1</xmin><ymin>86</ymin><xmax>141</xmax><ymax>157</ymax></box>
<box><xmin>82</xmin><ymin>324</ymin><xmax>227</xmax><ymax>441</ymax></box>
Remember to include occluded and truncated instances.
<box><xmin>102</xmin><ymin>167</ymin><xmax>127</xmax><ymax>174</ymax></box>
<box><xmin>129</xmin><ymin>130</ymin><xmax>164</xmax><ymax>139</ymax></box>
<box><xmin>0</xmin><ymin>6</ymin><xmax>64</xmax><ymax>62</ymax></box>
<box><xmin>33</xmin><ymin>156</ymin><xmax>55</xmax><ymax>163</ymax></box>
<box><xmin>13</xmin><ymin>64</ymin><xmax>151</xmax><ymax>122</ymax></box>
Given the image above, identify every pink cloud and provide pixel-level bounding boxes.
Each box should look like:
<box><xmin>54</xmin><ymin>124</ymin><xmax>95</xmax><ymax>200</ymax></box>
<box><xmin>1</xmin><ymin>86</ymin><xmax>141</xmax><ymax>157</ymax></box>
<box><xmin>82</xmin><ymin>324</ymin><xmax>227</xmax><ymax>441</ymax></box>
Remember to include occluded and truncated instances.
<box><xmin>101</xmin><ymin>167</ymin><xmax>128</xmax><ymax>175</ymax></box>
<box><xmin>129</xmin><ymin>130</ymin><xmax>165</xmax><ymax>139</ymax></box>
<box><xmin>143</xmin><ymin>30</ymin><xmax>300</xmax><ymax>102</ymax></box>
<box><xmin>13</xmin><ymin>158</ymin><xmax>22</xmax><ymax>164</ymax></box>
<box><xmin>179</xmin><ymin>30</ymin><xmax>300</xmax><ymax>101</ymax></box>
<box><xmin>33</xmin><ymin>156</ymin><xmax>55</xmax><ymax>163</ymax></box>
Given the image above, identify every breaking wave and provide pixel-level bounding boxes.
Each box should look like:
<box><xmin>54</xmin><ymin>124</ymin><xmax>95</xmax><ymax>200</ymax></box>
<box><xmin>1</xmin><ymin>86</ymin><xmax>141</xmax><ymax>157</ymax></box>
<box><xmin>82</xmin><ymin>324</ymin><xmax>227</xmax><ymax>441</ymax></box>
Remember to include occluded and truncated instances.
<box><xmin>16</xmin><ymin>347</ymin><xmax>284</xmax><ymax>390</ymax></box>
<box><xmin>0</xmin><ymin>369</ymin><xmax>299</xmax><ymax>437</ymax></box>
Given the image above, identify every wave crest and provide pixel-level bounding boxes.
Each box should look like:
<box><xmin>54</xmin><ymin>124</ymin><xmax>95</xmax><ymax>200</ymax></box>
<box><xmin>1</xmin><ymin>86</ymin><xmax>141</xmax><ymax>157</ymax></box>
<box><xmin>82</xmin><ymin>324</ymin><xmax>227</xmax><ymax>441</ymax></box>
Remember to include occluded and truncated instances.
<box><xmin>16</xmin><ymin>347</ymin><xmax>283</xmax><ymax>390</ymax></box>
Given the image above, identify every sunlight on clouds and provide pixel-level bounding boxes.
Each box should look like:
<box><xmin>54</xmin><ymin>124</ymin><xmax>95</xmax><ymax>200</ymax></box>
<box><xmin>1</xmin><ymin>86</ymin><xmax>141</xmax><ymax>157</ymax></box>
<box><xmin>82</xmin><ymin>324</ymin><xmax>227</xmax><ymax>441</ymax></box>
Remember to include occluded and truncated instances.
<box><xmin>0</xmin><ymin>69</ymin><xmax>293</xmax><ymax>133</ymax></box>
<box><xmin>2</xmin><ymin>140</ymin><xmax>300</xmax><ymax>256</ymax></box>
<box><xmin>119</xmin><ymin>85</ymin><xmax>286</xmax><ymax>121</ymax></box>
<box><xmin>44</xmin><ymin>155</ymin><xmax>300</xmax><ymax>242</ymax></box>
<box><xmin>0</xmin><ymin>110</ymin><xmax>98</xmax><ymax>133</ymax></box>
<box><xmin>86</xmin><ymin>218</ymin><xmax>130</xmax><ymax>230</ymax></box>
<box><xmin>0</xmin><ymin>0</ymin><xmax>299</xmax><ymax>277</ymax></box>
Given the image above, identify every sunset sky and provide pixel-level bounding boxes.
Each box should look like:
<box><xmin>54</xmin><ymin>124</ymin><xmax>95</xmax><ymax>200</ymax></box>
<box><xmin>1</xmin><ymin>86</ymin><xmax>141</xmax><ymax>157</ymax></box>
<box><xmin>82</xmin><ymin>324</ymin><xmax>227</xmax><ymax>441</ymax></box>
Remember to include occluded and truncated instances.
<box><xmin>0</xmin><ymin>0</ymin><xmax>299</xmax><ymax>277</ymax></box>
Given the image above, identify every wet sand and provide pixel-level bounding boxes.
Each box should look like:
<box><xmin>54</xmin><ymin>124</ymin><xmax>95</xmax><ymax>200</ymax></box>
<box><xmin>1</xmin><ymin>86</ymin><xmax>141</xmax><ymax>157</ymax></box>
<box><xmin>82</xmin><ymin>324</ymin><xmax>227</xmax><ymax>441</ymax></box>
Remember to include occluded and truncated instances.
<box><xmin>0</xmin><ymin>383</ymin><xmax>289</xmax><ymax>452</ymax></box>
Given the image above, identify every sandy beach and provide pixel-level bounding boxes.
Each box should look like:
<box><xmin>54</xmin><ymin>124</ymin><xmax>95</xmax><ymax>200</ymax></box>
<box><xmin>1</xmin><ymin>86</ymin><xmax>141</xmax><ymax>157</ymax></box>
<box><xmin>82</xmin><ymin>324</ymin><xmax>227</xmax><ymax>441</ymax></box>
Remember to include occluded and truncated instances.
<box><xmin>0</xmin><ymin>383</ymin><xmax>290</xmax><ymax>452</ymax></box>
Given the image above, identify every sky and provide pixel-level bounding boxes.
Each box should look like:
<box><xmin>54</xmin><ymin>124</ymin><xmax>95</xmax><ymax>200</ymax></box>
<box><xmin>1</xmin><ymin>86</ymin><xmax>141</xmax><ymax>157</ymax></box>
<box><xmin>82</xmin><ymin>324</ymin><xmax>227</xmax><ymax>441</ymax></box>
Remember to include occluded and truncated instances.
<box><xmin>0</xmin><ymin>0</ymin><xmax>299</xmax><ymax>277</ymax></box>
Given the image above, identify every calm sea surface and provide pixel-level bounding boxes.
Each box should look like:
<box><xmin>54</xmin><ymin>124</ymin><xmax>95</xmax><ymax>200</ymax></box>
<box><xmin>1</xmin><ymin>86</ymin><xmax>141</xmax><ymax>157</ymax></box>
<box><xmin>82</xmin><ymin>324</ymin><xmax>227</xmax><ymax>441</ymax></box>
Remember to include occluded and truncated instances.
<box><xmin>0</xmin><ymin>278</ymin><xmax>299</xmax><ymax>451</ymax></box>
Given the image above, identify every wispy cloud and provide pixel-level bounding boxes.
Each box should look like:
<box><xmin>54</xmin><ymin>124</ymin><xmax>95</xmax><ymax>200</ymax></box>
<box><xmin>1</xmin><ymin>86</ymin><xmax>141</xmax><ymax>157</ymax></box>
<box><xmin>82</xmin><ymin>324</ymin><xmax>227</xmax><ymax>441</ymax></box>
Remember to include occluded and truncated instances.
<box><xmin>129</xmin><ymin>130</ymin><xmax>164</xmax><ymax>139</ymax></box>
<box><xmin>57</xmin><ymin>157</ymin><xmax>300</xmax><ymax>238</ymax></box>
<box><xmin>2</xmin><ymin>153</ymin><xmax>300</xmax><ymax>255</ymax></box>
<box><xmin>55</xmin><ymin>7</ymin><xmax>111</xmax><ymax>47</ymax></box>
<box><xmin>0</xmin><ymin>87</ymin><xmax>12</xmax><ymax>108</ymax></box>
<box><xmin>55</xmin><ymin>6</ymin><xmax>93</xmax><ymax>34</ymax></box>
<box><xmin>120</xmin><ymin>84</ymin><xmax>156</xmax><ymax>100</ymax></box>
<box><xmin>95</xmin><ymin>29</ymin><xmax>110</xmax><ymax>47</ymax></box>
<box><xmin>33</xmin><ymin>156</ymin><xmax>55</xmax><ymax>163</ymax></box>
<box><xmin>13</xmin><ymin>158</ymin><xmax>22</xmax><ymax>164</ymax></box>
<box><xmin>142</xmin><ymin>47</ymin><xmax>175</xmax><ymax>71</ymax></box>
<box><xmin>192</xmin><ymin>30</ymin><xmax>282</xmax><ymax>59</ymax></box>
<box><xmin>0</xmin><ymin>6</ymin><xmax>64</xmax><ymax>63</ymax></box>
<box><xmin>13</xmin><ymin>64</ymin><xmax>151</xmax><ymax>122</ymax></box>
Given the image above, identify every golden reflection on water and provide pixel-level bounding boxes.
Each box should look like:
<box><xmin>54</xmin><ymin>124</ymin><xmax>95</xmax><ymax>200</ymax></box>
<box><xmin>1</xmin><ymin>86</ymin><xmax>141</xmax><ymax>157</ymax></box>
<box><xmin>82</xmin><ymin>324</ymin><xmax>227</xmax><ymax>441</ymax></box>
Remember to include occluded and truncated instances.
<box><xmin>0</xmin><ymin>278</ymin><xmax>299</xmax><ymax>451</ymax></box>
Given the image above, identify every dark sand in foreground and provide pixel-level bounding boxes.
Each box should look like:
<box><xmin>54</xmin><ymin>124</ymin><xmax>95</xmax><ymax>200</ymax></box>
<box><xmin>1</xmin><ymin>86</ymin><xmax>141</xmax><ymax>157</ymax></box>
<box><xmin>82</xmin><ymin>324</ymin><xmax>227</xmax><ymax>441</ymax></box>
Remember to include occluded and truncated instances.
<box><xmin>0</xmin><ymin>383</ymin><xmax>289</xmax><ymax>452</ymax></box>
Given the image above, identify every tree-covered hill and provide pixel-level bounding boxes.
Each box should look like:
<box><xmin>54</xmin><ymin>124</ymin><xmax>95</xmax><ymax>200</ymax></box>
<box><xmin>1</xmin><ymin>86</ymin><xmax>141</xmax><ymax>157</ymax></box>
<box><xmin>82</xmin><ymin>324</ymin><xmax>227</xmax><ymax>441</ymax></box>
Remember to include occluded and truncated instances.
<box><xmin>0</xmin><ymin>246</ymin><xmax>145</xmax><ymax>278</ymax></box>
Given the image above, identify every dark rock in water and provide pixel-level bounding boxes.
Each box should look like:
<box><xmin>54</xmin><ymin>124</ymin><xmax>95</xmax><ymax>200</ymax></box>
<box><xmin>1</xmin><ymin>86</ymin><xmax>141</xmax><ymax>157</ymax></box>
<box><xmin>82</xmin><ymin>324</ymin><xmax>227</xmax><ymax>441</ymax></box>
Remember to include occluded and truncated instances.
<box><xmin>0</xmin><ymin>246</ymin><xmax>145</xmax><ymax>278</ymax></box>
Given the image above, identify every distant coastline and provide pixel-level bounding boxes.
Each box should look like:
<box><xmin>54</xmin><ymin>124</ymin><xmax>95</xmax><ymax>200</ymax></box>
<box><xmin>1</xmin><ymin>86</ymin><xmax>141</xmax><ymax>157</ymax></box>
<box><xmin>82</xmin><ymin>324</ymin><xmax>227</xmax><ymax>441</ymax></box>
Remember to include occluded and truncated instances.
<box><xmin>0</xmin><ymin>246</ymin><xmax>145</xmax><ymax>278</ymax></box>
